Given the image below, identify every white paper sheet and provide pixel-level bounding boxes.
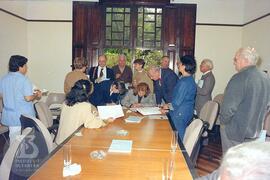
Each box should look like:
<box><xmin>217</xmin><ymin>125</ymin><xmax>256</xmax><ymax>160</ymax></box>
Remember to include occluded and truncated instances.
<box><xmin>97</xmin><ymin>105</ymin><xmax>124</xmax><ymax>119</ymax></box>
<box><xmin>135</xmin><ymin>107</ymin><xmax>162</xmax><ymax>115</ymax></box>
<box><xmin>108</xmin><ymin>140</ymin><xmax>133</xmax><ymax>153</ymax></box>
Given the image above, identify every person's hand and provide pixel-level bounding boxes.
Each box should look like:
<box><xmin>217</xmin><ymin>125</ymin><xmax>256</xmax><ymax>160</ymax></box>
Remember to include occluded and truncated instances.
<box><xmin>162</xmin><ymin>104</ymin><xmax>170</xmax><ymax>110</ymax></box>
<box><xmin>95</xmin><ymin>77</ymin><xmax>103</xmax><ymax>83</ymax></box>
<box><xmin>131</xmin><ymin>103</ymin><xmax>142</xmax><ymax>108</ymax></box>
<box><xmin>116</xmin><ymin>73</ymin><xmax>121</xmax><ymax>79</ymax></box>
<box><xmin>34</xmin><ymin>89</ymin><xmax>42</xmax><ymax>99</ymax></box>
<box><xmin>132</xmin><ymin>80</ymin><xmax>137</xmax><ymax>88</ymax></box>
<box><xmin>107</xmin><ymin>117</ymin><xmax>114</xmax><ymax>122</ymax></box>
<box><xmin>160</xmin><ymin>108</ymin><xmax>169</xmax><ymax>114</ymax></box>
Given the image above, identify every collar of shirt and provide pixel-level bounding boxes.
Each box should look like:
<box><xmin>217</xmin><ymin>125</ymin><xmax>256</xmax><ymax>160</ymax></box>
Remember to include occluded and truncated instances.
<box><xmin>98</xmin><ymin>66</ymin><xmax>107</xmax><ymax>78</ymax></box>
<box><xmin>98</xmin><ymin>66</ymin><xmax>106</xmax><ymax>71</ymax></box>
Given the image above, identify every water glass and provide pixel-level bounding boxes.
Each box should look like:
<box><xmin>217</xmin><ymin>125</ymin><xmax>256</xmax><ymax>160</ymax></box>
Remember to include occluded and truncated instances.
<box><xmin>171</xmin><ymin>130</ymin><xmax>178</xmax><ymax>152</ymax></box>
<box><xmin>63</xmin><ymin>145</ymin><xmax>72</xmax><ymax>167</ymax></box>
<box><xmin>162</xmin><ymin>159</ymin><xmax>174</xmax><ymax>180</ymax></box>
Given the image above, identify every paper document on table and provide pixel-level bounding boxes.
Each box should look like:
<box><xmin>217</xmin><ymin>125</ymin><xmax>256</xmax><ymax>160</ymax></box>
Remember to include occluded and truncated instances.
<box><xmin>136</xmin><ymin>107</ymin><xmax>162</xmax><ymax>115</ymax></box>
<box><xmin>125</xmin><ymin>116</ymin><xmax>144</xmax><ymax>123</ymax></box>
<box><xmin>147</xmin><ymin>115</ymin><xmax>168</xmax><ymax>120</ymax></box>
<box><xmin>108</xmin><ymin>140</ymin><xmax>133</xmax><ymax>153</ymax></box>
<box><xmin>97</xmin><ymin>105</ymin><xmax>124</xmax><ymax>119</ymax></box>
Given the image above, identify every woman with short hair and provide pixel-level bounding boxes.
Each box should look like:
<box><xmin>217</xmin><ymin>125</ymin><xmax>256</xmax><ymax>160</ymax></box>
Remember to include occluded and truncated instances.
<box><xmin>132</xmin><ymin>58</ymin><xmax>153</xmax><ymax>92</ymax></box>
<box><xmin>55</xmin><ymin>79</ymin><xmax>112</xmax><ymax>144</ymax></box>
<box><xmin>64</xmin><ymin>57</ymin><xmax>88</xmax><ymax>94</ymax></box>
<box><xmin>121</xmin><ymin>82</ymin><xmax>156</xmax><ymax>108</ymax></box>
<box><xmin>162</xmin><ymin>55</ymin><xmax>197</xmax><ymax>140</ymax></box>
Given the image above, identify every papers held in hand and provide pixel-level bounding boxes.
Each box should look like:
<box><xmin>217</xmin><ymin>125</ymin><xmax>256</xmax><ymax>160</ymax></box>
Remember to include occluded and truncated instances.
<box><xmin>135</xmin><ymin>107</ymin><xmax>162</xmax><ymax>116</ymax></box>
<box><xmin>108</xmin><ymin>140</ymin><xmax>133</xmax><ymax>153</ymax></box>
<box><xmin>97</xmin><ymin>105</ymin><xmax>124</xmax><ymax>119</ymax></box>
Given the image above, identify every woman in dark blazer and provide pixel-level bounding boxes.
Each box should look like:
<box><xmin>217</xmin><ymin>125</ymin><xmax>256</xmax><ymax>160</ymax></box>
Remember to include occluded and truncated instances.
<box><xmin>162</xmin><ymin>55</ymin><xmax>197</xmax><ymax>140</ymax></box>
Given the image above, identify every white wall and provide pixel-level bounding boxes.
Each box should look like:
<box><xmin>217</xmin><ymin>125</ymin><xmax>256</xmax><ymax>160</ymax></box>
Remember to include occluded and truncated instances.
<box><xmin>243</xmin><ymin>0</ymin><xmax>270</xmax><ymax>22</ymax></box>
<box><xmin>0</xmin><ymin>11</ymin><xmax>27</xmax><ymax>77</ymax></box>
<box><xmin>27</xmin><ymin>1</ymin><xmax>72</xmax><ymax>20</ymax></box>
<box><xmin>27</xmin><ymin>22</ymin><xmax>72</xmax><ymax>92</ymax></box>
<box><xmin>242</xmin><ymin>16</ymin><xmax>270</xmax><ymax>72</ymax></box>
<box><xmin>171</xmin><ymin>0</ymin><xmax>244</xmax><ymax>24</ymax></box>
<box><xmin>195</xmin><ymin>25</ymin><xmax>242</xmax><ymax>96</ymax></box>
<box><xmin>0</xmin><ymin>1</ymin><xmax>27</xmax><ymax>18</ymax></box>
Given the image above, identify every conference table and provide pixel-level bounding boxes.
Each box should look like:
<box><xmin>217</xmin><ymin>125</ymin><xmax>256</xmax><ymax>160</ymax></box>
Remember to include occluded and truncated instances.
<box><xmin>30</xmin><ymin>110</ymin><xmax>196</xmax><ymax>179</ymax></box>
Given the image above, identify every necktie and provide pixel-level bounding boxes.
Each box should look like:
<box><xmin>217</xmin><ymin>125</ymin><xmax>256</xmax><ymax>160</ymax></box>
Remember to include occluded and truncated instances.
<box><xmin>99</xmin><ymin>68</ymin><xmax>104</xmax><ymax>78</ymax></box>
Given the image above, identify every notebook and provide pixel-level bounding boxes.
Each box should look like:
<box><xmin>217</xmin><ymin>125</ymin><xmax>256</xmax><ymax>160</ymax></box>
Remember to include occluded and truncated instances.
<box><xmin>125</xmin><ymin>116</ymin><xmax>143</xmax><ymax>123</ymax></box>
<box><xmin>136</xmin><ymin>107</ymin><xmax>162</xmax><ymax>115</ymax></box>
<box><xmin>108</xmin><ymin>140</ymin><xmax>133</xmax><ymax>153</ymax></box>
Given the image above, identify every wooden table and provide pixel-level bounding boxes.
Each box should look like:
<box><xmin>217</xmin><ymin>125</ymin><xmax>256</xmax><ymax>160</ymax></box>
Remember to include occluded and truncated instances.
<box><xmin>30</xmin><ymin>111</ymin><xmax>195</xmax><ymax>179</ymax></box>
<box><xmin>68</xmin><ymin>112</ymin><xmax>175</xmax><ymax>150</ymax></box>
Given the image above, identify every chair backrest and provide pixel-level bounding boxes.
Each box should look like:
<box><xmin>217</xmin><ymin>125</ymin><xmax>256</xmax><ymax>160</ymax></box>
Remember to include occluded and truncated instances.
<box><xmin>0</xmin><ymin>127</ymin><xmax>50</xmax><ymax>180</ymax></box>
<box><xmin>35</xmin><ymin>101</ymin><xmax>53</xmax><ymax>128</ymax></box>
<box><xmin>213</xmin><ymin>93</ymin><xmax>224</xmax><ymax>106</ymax></box>
<box><xmin>20</xmin><ymin>115</ymin><xmax>54</xmax><ymax>153</ymax></box>
<box><xmin>0</xmin><ymin>128</ymin><xmax>32</xmax><ymax>180</ymax></box>
<box><xmin>263</xmin><ymin>105</ymin><xmax>270</xmax><ymax>136</ymax></box>
<box><xmin>212</xmin><ymin>94</ymin><xmax>224</xmax><ymax>126</ymax></box>
<box><xmin>0</xmin><ymin>125</ymin><xmax>9</xmax><ymax>135</ymax></box>
<box><xmin>0</xmin><ymin>95</ymin><xmax>3</xmax><ymax>122</ymax></box>
<box><xmin>0</xmin><ymin>95</ymin><xmax>3</xmax><ymax>113</ymax></box>
<box><xmin>183</xmin><ymin>119</ymin><xmax>204</xmax><ymax>157</ymax></box>
<box><xmin>199</xmin><ymin>101</ymin><xmax>219</xmax><ymax>130</ymax></box>
<box><xmin>45</xmin><ymin>93</ymin><xmax>65</xmax><ymax>108</ymax></box>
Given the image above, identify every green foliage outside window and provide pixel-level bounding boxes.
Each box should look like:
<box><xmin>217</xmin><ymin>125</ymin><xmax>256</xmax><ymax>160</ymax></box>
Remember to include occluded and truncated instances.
<box><xmin>104</xmin><ymin>48</ymin><xmax>162</xmax><ymax>70</ymax></box>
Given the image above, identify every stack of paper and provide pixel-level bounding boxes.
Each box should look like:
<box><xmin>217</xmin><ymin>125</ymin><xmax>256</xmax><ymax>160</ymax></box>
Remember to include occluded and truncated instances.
<box><xmin>97</xmin><ymin>105</ymin><xmax>124</xmax><ymax>119</ymax></box>
<box><xmin>125</xmin><ymin>116</ymin><xmax>143</xmax><ymax>123</ymax></box>
<box><xmin>108</xmin><ymin>140</ymin><xmax>133</xmax><ymax>153</ymax></box>
<box><xmin>147</xmin><ymin>115</ymin><xmax>168</xmax><ymax>120</ymax></box>
<box><xmin>136</xmin><ymin>107</ymin><xmax>161</xmax><ymax>115</ymax></box>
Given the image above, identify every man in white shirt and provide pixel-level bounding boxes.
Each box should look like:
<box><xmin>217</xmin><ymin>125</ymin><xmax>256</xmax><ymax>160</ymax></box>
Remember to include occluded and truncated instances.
<box><xmin>88</xmin><ymin>55</ymin><xmax>114</xmax><ymax>84</ymax></box>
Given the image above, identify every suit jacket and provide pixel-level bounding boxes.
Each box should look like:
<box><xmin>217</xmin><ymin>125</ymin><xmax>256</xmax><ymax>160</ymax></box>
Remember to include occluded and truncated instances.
<box><xmin>153</xmin><ymin>68</ymin><xmax>178</xmax><ymax>104</ymax></box>
<box><xmin>220</xmin><ymin>66</ymin><xmax>270</xmax><ymax>142</ymax></box>
<box><xmin>169</xmin><ymin>76</ymin><xmax>197</xmax><ymax>140</ymax></box>
<box><xmin>195</xmin><ymin>71</ymin><xmax>215</xmax><ymax>116</ymax></box>
<box><xmin>88</xmin><ymin>66</ymin><xmax>115</xmax><ymax>84</ymax></box>
<box><xmin>121</xmin><ymin>90</ymin><xmax>156</xmax><ymax>107</ymax></box>
<box><xmin>89</xmin><ymin>80</ymin><xmax>120</xmax><ymax>106</ymax></box>
<box><xmin>112</xmin><ymin>65</ymin><xmax>133</xmax><ymax>83</ymax></box>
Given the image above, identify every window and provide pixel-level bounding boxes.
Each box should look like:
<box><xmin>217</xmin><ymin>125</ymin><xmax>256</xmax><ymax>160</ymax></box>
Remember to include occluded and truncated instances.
<box><xmin>105</xmin><ymin>7</ymin><xmax>131</xmax><ymax>47</ymax></box>
<box><xmin>137</xmin><ymin>7</ymin><xmax>162</xmax><ymax>48</ymax></box>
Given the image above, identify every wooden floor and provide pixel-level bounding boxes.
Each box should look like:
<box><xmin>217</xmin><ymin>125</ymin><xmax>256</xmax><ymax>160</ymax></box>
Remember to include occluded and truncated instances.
<box><xmin>0</xmin><ymin>129</ymin><xmax>222</xmax><ymax>177</ymax></box>
<box><xmin>196</xmin><ymin>129</ymin><xmax>222</xmax><ymax>177</ymax></box>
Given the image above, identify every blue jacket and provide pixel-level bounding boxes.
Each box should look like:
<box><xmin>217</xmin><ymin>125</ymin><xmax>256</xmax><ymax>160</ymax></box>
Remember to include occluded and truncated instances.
<box><xmin>89</xmin><ymin>80</ymin><xmax>120</xmax><ymax>106</ymax></box>
<box><xmin>169</xmin><ymin>76</ymin><xmax>196</xmax><ymax>140</ymax></box>
<box><xmin>154</xmin><ymin>68</ymin><xmax>178</xmax><ymax>104</ymax></box>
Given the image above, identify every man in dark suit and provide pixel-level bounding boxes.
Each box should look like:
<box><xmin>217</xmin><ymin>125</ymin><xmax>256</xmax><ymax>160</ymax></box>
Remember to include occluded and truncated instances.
<box><xmin>195</xmin><ymin>59</ymin><xmax>215</xmax><ymax>116</ymax></box>
<box><xmin>88</xmin><ymin>54</ymin><xmax>114</xmax><ymax>84</ymax></box>
<box><xmin>148</xmin><ymin>66</ymin><xmax>178</xmax><ymax>105</ymax></box>
<box><xmin>88</xmin><ymin>55</ymin><xmax>115</xmax><ymax>106</ymax></box>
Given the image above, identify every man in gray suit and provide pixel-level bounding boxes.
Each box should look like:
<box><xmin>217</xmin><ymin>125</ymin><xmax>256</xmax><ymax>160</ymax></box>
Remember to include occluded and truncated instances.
<box><xmin>220</xmin><ymin>47</ymin><xmax>270</xmax><ymax>154</ymax></box>
<box><xmin>195</xmin><ymin>59</ymin><xmax>215</xmax><ymax>116</ymax></box>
